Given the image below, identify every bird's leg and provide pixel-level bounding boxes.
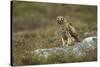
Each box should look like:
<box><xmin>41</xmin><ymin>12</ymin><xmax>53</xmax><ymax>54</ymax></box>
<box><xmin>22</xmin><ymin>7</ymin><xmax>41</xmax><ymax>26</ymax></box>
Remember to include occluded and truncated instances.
<box><xmin>61</xmin><ymin>37</ymin><xmax>65</xmax><ymax>46</ymax></box>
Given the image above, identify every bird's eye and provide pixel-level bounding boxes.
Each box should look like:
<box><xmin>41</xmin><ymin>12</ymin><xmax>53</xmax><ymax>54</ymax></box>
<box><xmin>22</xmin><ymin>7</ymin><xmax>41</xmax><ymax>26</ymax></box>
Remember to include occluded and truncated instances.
<box><xmin>61</xmin><ymin>18</ymin><xmax>64</xmax><ymax>21</ymax></box>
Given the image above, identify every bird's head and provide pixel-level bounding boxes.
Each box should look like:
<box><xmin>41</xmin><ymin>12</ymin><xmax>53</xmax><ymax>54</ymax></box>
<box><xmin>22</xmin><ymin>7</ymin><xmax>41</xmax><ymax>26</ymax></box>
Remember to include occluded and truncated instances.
<box><xmin>56</xmin><ymin>16</ymin><xmax>65</xmax><ymax>25</ymax></box>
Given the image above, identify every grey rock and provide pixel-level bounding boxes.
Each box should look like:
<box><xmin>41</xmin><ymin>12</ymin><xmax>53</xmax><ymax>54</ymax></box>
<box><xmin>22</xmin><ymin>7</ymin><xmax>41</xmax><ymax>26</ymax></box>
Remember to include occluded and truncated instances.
<box><xmin>33</xmin><ymin>36</ymin><xmax>97</xmax><ymax>59</ymax></box>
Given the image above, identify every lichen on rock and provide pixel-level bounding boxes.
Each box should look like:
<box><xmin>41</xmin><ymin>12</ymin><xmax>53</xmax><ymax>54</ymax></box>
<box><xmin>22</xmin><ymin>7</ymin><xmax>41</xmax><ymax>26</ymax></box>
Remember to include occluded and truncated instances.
<box><xmin>32</xmin><ymin>36</ymin><xmax>97</xmax><ymax>62</ymax></box>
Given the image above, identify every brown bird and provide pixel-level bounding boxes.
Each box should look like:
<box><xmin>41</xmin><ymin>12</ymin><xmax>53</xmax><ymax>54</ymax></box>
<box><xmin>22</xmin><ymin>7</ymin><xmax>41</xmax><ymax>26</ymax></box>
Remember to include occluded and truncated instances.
<box><xmin>56</xmin><ymin>16</ymin><xmax>80</xmax><ymax>46</ymax></box>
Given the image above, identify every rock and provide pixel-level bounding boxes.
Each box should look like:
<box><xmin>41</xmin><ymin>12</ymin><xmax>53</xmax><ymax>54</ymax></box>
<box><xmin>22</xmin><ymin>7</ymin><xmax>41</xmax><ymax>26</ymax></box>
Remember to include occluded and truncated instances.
<box><xmin>33</xmin><ymin>36</ymin><xmax>97</xmax><ymax>60</ymax></box>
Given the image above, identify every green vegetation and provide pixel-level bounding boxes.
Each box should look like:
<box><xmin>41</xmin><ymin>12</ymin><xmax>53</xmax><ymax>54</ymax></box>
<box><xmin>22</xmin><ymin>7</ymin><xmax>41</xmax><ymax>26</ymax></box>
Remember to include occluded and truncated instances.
<box><xmin>12</xmin><ymin>1</ymin><xmax>97</xmax><ymax>66</ymax></box>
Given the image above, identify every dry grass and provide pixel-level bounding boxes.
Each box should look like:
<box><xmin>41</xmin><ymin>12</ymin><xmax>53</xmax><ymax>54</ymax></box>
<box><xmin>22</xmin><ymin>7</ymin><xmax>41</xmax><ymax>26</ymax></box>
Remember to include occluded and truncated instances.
<box><xmin>12</xmin><ymin>1</ymin><xmax>97</xmax><ymax>66</ymax></box>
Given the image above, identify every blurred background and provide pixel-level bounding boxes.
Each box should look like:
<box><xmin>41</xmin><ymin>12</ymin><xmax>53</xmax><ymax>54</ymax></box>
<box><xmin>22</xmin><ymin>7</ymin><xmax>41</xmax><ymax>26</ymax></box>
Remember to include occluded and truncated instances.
<box><xmin>12</xmin><ymin>1</ymin><xmax>97</xmax><ymax>32</ymax></box>
<box><xmin>12</xmin><ymin>1</ymin><xmax>97</xmax><ymax>66</ymax></box>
